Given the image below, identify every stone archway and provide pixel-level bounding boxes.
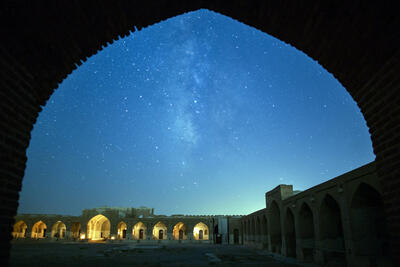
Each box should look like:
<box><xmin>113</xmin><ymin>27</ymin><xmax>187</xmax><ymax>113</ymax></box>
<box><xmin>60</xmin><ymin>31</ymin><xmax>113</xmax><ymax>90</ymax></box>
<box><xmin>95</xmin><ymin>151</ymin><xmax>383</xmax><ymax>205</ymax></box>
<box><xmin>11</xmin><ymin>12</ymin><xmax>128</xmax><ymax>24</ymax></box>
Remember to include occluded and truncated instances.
<box><xmin>173</xmin><ymin>222</ymin><xmax>187</xmax><ymax>240</ymax></box>
<box><xmin>12</xmin><ymin>221</ymin><xmax>27</xmax><ymax>239</ymax></box>
<box><xmin>284</xmin><ymin>208</ymin><xmax>296</xmax><ymax>258</ymax></box>
<box><xmin>261</xmin><ymin>215</ymin><xmax>268</xmax><ymax>249</ymax></box>
<box><xmin>269</xmin><ymin>201</ymin><xmax>282</xmax><ymax>253</ymax></box>
<box><xmin>133</xmin><ymin>222</ymin><xmax>147</xmax><ymax>240</ymax></box>
<box><xmin>298</xmin><ymin>203</ymin><xmax>315</xmax><ymax>262</ymax></box>
<box><xmin>2</xmin><ymin>2</ymin><xmax>400</xmax><ymax>264</ymax></box>
<box><xmin>51</xmin><ymin>221</ymin><xmax>66</xmax><ymax>238</ymax></box>
<box><xmin>87</xmin><ymin>214</ymin><xmax>111</xmax><ymax>240</ymax></box>
<box><xmin>350</xmin><ymin>182</ymin><xmax>389</xmax><ymax>263</ymax></box>
<box><xmin>193</xmin><ymin>222</ymin><xmax>209</xmax><ymax>240</ymax></box>
<box><xmin>152</xmin><ymin>222</ymin><xmax>167</xmax><ymax>240</ymax></box>
<box><xmin>31</xmin><ymin>221</ymin><xmax>47</xmax><ymax>239</ymax></box>
<box><xmin>117</xmin><ymin>221</ymin><xmax>127</xmax><ymax>239</ymax></box>
<box><xmin>319</xmin><ymin>194</ymin><xmax>345</xmax><ymax>265</ymax></box>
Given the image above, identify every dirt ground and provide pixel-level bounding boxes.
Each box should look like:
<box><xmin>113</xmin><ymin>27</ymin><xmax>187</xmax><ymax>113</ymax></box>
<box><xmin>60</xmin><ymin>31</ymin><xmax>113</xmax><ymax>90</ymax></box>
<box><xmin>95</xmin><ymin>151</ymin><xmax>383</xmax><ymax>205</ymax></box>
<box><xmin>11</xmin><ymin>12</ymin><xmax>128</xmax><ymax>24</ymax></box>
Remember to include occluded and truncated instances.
<box><xmin>9</xmin><ymin>240</ymin><xmax>307</xmax><ymax>267</ymax></box>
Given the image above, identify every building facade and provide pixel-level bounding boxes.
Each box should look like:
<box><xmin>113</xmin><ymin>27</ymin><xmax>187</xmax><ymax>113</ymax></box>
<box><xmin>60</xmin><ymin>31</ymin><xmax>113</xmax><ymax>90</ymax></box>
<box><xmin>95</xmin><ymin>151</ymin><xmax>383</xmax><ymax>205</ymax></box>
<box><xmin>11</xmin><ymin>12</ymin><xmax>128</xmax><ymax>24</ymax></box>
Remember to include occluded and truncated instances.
<box><xmin>12</xmin><ymin>161</ymin><xmax>390</xmax><ymax>266</ymax></box>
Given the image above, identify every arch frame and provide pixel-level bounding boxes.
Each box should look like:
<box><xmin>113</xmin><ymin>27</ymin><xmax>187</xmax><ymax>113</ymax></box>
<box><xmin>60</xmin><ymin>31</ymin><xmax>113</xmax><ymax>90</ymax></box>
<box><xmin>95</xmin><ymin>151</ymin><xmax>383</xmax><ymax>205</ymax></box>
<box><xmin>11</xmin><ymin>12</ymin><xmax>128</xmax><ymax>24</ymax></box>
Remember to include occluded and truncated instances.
<box><xmin>1</xmin><ymin>1</ymin><xmax>400</xmax><ymax>263</ymax></box>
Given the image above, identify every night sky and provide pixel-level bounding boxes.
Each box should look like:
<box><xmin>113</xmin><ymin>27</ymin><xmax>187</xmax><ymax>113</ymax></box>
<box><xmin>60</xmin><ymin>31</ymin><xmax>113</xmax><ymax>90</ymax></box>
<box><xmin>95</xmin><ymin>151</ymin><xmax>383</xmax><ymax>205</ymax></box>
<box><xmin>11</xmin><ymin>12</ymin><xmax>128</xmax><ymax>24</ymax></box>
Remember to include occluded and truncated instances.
<box><xmin>18</xmin><ymin>10</ymin><xmax>374</xmax><ymax>216</ymax></box>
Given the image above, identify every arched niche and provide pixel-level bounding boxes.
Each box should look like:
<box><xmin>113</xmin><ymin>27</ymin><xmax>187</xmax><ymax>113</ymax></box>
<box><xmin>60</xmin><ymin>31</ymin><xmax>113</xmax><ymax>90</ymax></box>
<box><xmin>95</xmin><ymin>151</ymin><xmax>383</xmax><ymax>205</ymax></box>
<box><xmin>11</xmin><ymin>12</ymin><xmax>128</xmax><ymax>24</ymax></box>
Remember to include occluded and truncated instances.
<box><xmin>193</xmin><ymin>222</ymin><xmax>209</xmax><ymax>240</ymax></box>
<box><xmin>269</xmin><ymin>201</ymin><xmax>282</xmax><ymax>253</ymax></box>
<box><xmin>12</xmin><ymin>221</ymin><xmax>27</xmax><ymax>239</ymax></box>
<box><xmin>350</xmin><ymin>182</ymin><xmax>389</xmax><ymax>261</ymax></box>
<box><xmin>51</xmin><ymin>221</ymin><xmax>66</xmax><ymax>238</ymax></box>
<box><xmin>87</xmin><ymin>214</ymin><xmax>111</xmax><ymax>240</ymax></box>
<box><xmin>319</xmin><ymin>194</ymin><xmax>345</xmax><ymax>264</ymax></box>
<box><xmin>152</xmin><ymin>221</ymin><xmax>167</xmax><ymax>240</ymax></box>
<box><xmin>133</xmin><ymin>221</ymin><xmax>147</xmax><ymax>240</ymax></box>
<box><xmin>173</xmin><ymin>222</ymin><xmax>187</xmax><ymax>240</ymax></box>
<box><xmin>298</xmin><ymin>202</ymin><xmax>315</xmax><ymax>262</ymax></box>
<box><xmin>284</xmin><ymin>208</ymin><xmax>296</xmax><ymax>258</ymax></box>
<box><xmin>117</xmin><ymin>221</ymin><xmax>127</xmax><ymax>239</ymax></box>
<box><xmin>31</xmin><ymin>221</ymin><xmax>47</xmax><ymax>239</ymax></box>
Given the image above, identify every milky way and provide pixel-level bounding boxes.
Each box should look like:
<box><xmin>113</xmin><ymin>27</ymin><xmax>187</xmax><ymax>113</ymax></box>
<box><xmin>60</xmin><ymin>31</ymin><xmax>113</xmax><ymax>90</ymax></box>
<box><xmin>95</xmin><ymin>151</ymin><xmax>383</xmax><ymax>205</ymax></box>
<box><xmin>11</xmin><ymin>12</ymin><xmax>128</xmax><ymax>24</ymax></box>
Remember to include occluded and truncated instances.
<box><xmin>18</xmin><ymin>10</ymin><xmax>374</xmax><ymax>216</ymax></box>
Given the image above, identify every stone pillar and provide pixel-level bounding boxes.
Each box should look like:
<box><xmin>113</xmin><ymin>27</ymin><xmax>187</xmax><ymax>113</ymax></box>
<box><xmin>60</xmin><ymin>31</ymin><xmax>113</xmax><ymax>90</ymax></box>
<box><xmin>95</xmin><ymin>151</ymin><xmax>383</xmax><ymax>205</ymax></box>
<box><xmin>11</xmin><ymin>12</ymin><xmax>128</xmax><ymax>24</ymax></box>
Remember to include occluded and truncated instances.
<box><xmin>126</xmin><ymin>233</ymin><xmax>133</xmax><ymax>240</ymax></box>
<box><xmin>187</xmin><ymin>232</ymin><xmax>194</xmax><ymax>242</ymax></box>
<box><xmin>337</xmin><ymin>186</ymin><xmax>353</xmax><ymax>265</ymax></box>
<box><xmin>167</xmin><ymin>232</ymin><xmax>172</xmax><ymax>240</ymax></box>
<box><xmin>313</xmin><ymin>199</ymin><xmax>324</xmax><ymax>265</ymax></box>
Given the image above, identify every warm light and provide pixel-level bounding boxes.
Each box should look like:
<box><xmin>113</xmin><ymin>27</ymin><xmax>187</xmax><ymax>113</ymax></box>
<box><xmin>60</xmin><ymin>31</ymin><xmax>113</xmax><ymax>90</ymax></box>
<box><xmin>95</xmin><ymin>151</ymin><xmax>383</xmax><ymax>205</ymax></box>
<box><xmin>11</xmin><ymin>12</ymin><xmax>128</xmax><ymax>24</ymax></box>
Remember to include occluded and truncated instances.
<box><xmin>111</xmin><ymin>236</ymin><xmax>115</xmax><ymax>240</ymax></box>
<box><xmin>80</xmin><ymin>234</ymin><xmax>86</xmax><ymax>240</ymax></box>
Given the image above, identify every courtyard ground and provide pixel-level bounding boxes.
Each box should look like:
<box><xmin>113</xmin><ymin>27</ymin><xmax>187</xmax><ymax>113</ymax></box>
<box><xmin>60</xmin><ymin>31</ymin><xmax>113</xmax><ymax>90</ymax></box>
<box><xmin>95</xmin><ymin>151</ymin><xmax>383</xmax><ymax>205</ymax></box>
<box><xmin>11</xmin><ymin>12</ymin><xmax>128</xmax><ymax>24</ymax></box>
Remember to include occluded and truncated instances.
<box><xmin>9</xmin><ymin>240</ymin><xmax>314</xmax><ymax>267</ymax></box>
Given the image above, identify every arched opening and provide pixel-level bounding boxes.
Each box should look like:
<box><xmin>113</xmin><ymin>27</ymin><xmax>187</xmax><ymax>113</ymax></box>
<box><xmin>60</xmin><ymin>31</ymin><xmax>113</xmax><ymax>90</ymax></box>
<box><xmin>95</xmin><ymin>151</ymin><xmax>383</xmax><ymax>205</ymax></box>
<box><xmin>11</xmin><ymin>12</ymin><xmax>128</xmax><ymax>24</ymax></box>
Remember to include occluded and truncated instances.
<box><xmin>284</xmin><ymin>208</ymin><xmax>296</xmax><ymax>258</ymax></box>
<box><xmin>117</xmin><ymin>221</ymin><xmax>127</xmax><ymax>239</ymax></box>
<box><xmin>319</xmin><ymin>194</ymin><xmax>345</xmax><ymax>264</ymax></box>
<box><xmin>152</xmin><ymin>222</ymin><xmax>167</xmax><ymax>240</ymax></box>
<box><xmin>269</xmin><ymin>201</ymin><xmax>282</xmax><ymax>253</ymax></box>
<box><xmin>350</xmin><ymin>183</ymin><xmax>389</xmax><ymax>261</ymax></box>
<box><xmin>133</xmin><ymin>221</ymin><xmax>147</xmax><ymax>240</ymax></box>
<box><xmin>233</xmin><ymin>228</ymin><xmax>239</xmax><ymax>244</ymax></box>
<box><xmin>12</xmin><ymin>221</ymin><xmax>27</xmax><ymax>239</ymax></box>
<box><xmin>87</xmin><ymin>214</ymin><xmax>111</xmax><ymax>240</ymax></box>
<box><xmin>31</xmin><ymin>221</ymin><xmax>47</xmax><ymax>239</ymax></box>
<box><xmin>51</xmin><ymin>221</ymin><xmax>66</xmax><ymax>238</ymax></box>
<box><xmin>298</xmin><ymin>203</ymin><xmax>315</xmax><ymax>262</ymax></box>
<box><xmin>3</xmin><ymin>2</ymin><xmax>400</xmax><ymax>264</ymax></box>
<box><xmin>194</xmin><ymin>222</ymin><xmax>209</xmax><ymax>240</ymax></box>
<box><xmin>173</xmin><ymin>222</ymin><xmax>187</xmax><ymax>240</ymax></box>
<box><xmin>262</xmin><ymin>215</ymin><xmax>269</xmax><ymax>248</ymax></box>
<box><xmin>70</xmin><ymin>222</ymin><xmax>81</xmax><ymax>239</ymax></box>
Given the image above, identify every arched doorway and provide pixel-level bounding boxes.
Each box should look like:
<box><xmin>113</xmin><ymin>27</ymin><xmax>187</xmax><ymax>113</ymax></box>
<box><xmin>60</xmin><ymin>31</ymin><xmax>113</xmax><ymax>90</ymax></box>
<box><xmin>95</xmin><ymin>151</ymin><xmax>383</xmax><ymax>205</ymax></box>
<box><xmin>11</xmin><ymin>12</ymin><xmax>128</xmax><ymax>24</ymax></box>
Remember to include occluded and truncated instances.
<box><xmin>31</xmin><ymin>221</ymin><xmax>47</xmax><ymax>239</ymax></box>
<box><xmin>350</xmin><ymin>183</ymin><xmax>389</xmax><ymax>262</ymax></box>
<box><xmin>269</xmin><ymin>201</ymin><xmax>282</xmax><ymax>253</ymax></box>
<box><xmin>117</xmin><ymin>221</ymin><xmax>127</xmax><ymax>239</ymax></box>
<box><xmin>51</xmin><ymin>221</ymin><xmax>66</xmax><ymax>238</ymax></box>
<box><xmin>12</xmin><ymin>221</ymin><xmax>27</xmax><ymax>238</ymax></box>
<box><xmin>70</xmin><ymin>222</ymin><xmax>81</xmax><ymax>239</ymax></box>
<box><xmin>298</xmin><ymin>203</ymin><xmax>315</xmax><ymax>262</ymax></box>
<box><xmin>194</xmin><ymin>222</ymin><xmax>209</xmax><ymax>240</ymax></box>
<box><xmin>133</xmin><ymin>221</ymin><xmax>147</xmax><ymax>240</ymax></box>
<box><xmin>284</xmin><ymin>208</ymin><xmax>296</xmax><ymax>257</ymax></box>
<box><xmin>173</xmin><ymin>222</ymin><xmax>187</xmax><ymax>240</ymax></box>
<box><xmin>319</xmin><ymin>194</ymin><xmax>345</xmax><ymax>264</ymax></box>
<box><xmin>87</xmin><ymin>214</ymin><xmax>111</xmax><ymax>240</ymax></box>
<box><xmin>152</xmin><ymin>222</ymin><xmax>167</xmax><ymax>240</ymax></box>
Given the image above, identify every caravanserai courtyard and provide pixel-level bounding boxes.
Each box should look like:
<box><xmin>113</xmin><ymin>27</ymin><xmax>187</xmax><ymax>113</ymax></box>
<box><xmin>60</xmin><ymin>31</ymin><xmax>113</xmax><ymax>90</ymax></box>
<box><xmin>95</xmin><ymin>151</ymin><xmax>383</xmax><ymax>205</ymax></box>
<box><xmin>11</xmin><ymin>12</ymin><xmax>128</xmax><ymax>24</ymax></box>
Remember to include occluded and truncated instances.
<box><xmin>10</xmin><ymin>162</ymin><xmax>391</xmax><ymax>266</ymax></box>
<box><xmin>10</xmin><ymin>241</ymin><xmax>304</xmax><ymax>267</ymax></box>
